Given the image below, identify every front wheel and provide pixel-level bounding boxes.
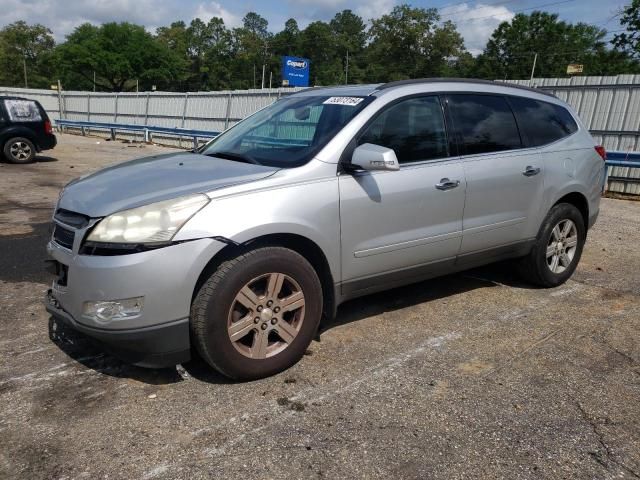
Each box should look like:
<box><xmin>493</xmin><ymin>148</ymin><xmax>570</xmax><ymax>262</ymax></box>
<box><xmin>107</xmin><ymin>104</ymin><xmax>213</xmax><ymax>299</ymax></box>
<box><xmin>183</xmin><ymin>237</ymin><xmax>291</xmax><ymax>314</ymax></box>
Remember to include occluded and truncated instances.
<box><xmin>518</xmin><ymin>203</ymin><xmax>586</xmax><ymax>287</ymax></box>
<box><xmin>191</xmin><ymin>246</ymin><xmax>323</xmax><ymax>380</ymax></box>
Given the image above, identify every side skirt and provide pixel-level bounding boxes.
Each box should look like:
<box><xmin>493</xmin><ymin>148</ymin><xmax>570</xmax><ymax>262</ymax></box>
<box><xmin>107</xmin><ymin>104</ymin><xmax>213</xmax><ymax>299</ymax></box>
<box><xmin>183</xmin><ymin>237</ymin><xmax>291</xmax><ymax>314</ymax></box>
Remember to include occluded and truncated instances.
<box><xmin>336</xmin><ymin>239</ymin><xmax>535</xmax><ymax>305</ymax></box>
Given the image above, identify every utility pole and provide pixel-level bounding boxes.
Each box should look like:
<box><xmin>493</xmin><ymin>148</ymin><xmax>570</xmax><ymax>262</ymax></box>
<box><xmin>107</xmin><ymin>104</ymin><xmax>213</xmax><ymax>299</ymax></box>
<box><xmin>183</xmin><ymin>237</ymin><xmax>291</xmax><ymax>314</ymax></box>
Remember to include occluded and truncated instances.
<box><xmin>529</xmin><ymin>52</ymin><xmax>538</xmax><ymax>86</ymax></box>
<box><xmin>136</xmin><ymin>79</ymin><xmax>139</xmax><ymax>93</ymax></box>
<box><xmin>269</xmin><ymin>71</ymin><xmax>273</xmax><ymax>89</ymax></box>
<box><xmin>253</xmin><ymin>64</ymin><xmax>256</xmax><ymax>89</ymax></box>
<box><xmin>23</xmin><ymin>54</ymin><xmax>28</xmax><ymax>88</ymax></box>
<box><xmin>261</xmin><ymin>40</ymin><xmax>268</xmax><ymax>89</ymax></box>
<box><xmin>93</xmin><ymin>71</ymin><xmax>96</xmax><ymax>92</ymax></box>
<box><xmin>345</xmin><ymin>50</ymin><xmax>349</xmax><ymax>85</ymax></box>
<box><xmin>57</xmin><ymin>79</ymin><xmax>63</xmax><ymax>119</ymax></box>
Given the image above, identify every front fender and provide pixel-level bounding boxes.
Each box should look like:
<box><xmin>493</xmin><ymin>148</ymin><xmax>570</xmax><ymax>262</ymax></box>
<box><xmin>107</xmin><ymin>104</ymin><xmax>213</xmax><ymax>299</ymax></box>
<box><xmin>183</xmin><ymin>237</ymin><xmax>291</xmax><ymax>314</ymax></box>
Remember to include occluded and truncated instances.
<box><xmin>175</xmin><ymin>178</ymin><xmax>341</xmax><ymax>281</ymax></box>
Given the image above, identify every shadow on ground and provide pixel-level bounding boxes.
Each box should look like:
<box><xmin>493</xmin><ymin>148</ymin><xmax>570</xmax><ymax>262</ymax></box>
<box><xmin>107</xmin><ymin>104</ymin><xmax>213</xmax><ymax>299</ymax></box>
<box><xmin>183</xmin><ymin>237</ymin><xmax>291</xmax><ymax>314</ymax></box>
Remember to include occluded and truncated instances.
<box><xmin>47</xmin><ymin>260</ymin><xmax>534</xmax><ymax>385</ymax></box>
<box><xmin>0</xmin><ymin>222</ymin><xmax>51</xmax><ymax>283</ymax></box>
<box><xmin>0</xmin><ymin>154</ymin><xmax>58</xmax><ymax>164</ymax></box>
<box><xmin>321</xmin><ymin>261</ymin><xmax>534</xmax><ymax>335</ymax></box>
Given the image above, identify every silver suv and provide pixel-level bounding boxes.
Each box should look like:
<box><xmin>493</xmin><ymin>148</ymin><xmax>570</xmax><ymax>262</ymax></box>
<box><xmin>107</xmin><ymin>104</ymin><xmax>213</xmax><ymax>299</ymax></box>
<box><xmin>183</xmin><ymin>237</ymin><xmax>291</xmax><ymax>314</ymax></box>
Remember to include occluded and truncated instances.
<box><xmin>46</xmin><ymin>79</ymin><xmax>604</xmax><ymax>380</ymax></box>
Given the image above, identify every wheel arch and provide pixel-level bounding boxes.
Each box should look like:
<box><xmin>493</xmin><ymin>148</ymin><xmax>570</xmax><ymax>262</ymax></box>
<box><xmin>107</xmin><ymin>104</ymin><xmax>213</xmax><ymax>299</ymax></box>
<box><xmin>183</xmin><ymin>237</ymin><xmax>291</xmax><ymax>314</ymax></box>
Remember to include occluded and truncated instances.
<box><xmin>553</xmin><ymin>191</ymin><xmax>589</xmax><ymax>231</ymax></box>
<box><xmin>1</xmin><ymin>128</ymin><xmax>39</xmax><ymax>155</ymax></box>
<box><xmin>192</xmin><ymin>233</ymin><xmax>337</xmax><ymax>324</ymax></box>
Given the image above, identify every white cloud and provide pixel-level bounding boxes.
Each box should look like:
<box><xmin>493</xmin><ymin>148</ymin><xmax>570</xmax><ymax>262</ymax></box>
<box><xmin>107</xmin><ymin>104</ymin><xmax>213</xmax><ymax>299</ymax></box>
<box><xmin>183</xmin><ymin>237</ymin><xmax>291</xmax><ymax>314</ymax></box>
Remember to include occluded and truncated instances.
<box><xmin>283</xmin><ymin>0</ymin><xmax>395</xmax><ymax>26</ymax></box>
<box><xmin>194</xmin><ymin>1</ymin><xmax>241</xmax><ymax>27</ymax></box>
<box><xmin>440</xmin><ymin>2</ymin><xmax>515</xmax><ymax>55</ymax></box>
<box><xmin>0</xmin><ymin>0</ymin><xmax>242</xmax><ymax>40</ymax></box>
<box><xmin>355</xmin><ymin>0</ymin><xmax>395</xmax><ymax>22</ymax></box>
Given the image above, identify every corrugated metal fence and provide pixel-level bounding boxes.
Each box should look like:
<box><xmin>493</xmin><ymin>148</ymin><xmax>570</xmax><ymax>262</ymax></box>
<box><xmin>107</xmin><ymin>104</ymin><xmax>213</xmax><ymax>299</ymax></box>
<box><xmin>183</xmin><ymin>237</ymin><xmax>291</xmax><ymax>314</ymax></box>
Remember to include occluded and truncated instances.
<box><xmin>0</xmin><ymin>86</ymin><xmax>304</xmax><ymax>133</ymax></box>
<box><xmin>2</xmin><ymin>75</ymin><xmax>640</xmax><ymax>151</ymax></box>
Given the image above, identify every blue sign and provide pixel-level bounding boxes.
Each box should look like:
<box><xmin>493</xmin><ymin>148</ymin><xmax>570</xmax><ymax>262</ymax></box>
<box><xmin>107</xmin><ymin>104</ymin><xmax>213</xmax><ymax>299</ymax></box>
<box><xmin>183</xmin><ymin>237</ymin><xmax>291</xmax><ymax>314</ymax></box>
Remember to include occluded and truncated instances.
<box><xmin>282</xmin><ymin>56</ymin><xmax>310</xmax><ymax>87</ymax></box>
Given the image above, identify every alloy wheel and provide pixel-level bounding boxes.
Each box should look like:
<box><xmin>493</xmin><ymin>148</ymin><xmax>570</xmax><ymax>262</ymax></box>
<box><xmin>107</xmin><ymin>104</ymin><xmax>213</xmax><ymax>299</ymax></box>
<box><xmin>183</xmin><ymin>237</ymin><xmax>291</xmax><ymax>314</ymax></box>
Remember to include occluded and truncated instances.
<box><xmin>227</xmin><ymin>272</ymin><xmax>306</xmax><ymax>359</ymax></box>
<box><xmin>546</xmin><ymin>219</ymin><xmax>578</xmax><ymax>274</ymax></box>
<box><xmin>9</xmin><ymin>141</ymin><xmax>32</xmax><ymax>162</ymax></box>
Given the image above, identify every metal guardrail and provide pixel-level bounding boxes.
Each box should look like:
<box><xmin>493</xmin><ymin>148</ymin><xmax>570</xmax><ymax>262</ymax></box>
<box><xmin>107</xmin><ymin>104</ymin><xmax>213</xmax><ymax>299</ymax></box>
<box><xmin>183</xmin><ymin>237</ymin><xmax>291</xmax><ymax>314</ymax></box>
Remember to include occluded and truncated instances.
<box><xmin>605</xmin><ymin>151</ymin><xmax>640</xmax><ymax>195</ymax></box>
<box><xmin>55</xmin><ymin>119</ymin><xmax>220</xmax><ymax>149</ymax></box>
<box><xmin>606</xmin><ymin>151</ymin><xmax>640</xmax><ymax>167</ymax></box>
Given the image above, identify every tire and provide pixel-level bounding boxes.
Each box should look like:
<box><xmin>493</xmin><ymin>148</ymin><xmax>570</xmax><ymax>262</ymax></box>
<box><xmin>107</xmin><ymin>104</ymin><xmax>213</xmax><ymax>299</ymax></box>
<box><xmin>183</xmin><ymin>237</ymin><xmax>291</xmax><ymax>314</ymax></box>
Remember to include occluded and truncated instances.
<box><xmin>3</xmin><ymin>137</ymin><xmax>36</xmax><ymax>164</ymax></box>
<box><xmin>518</xmin><ymin>203</ymin><xmax>586</xmax><ymax>287</ymax></box>
<box><xmin>191</xmin><ymin>246</ymin><xmax>323</xmax><ymax>381</ymax></box>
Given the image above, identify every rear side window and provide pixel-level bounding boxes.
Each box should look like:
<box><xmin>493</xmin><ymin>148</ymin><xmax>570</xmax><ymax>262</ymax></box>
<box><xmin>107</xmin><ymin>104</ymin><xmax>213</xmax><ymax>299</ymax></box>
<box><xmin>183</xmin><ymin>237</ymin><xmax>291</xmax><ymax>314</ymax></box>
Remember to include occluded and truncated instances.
<box><xmin>447</xmin><ymin>94</ymin><xmax>521</xmax><ymax>155</ymax></box>
<box><xmin>359</xmin><ymin>96</ymin><xmax>448</xmax><ymax>164</ymax></box>
<box><xmin>509</xmin><ymin>97</ymin><xmax>578</xmax><ymax>146</ymax></box>
<box><xmin>3</xmin><ymin>99</ymin><xmax>42</xmax><ymax>122</ymax></box>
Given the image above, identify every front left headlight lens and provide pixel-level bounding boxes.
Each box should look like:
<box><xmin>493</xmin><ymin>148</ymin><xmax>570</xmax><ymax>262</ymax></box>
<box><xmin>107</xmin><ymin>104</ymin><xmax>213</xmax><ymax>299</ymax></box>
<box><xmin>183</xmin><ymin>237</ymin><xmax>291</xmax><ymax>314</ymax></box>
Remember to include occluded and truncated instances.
<box><xmin>86</xmin><ymin>194</ymin><xmax>209</xmax><ymax>244</ymax></box>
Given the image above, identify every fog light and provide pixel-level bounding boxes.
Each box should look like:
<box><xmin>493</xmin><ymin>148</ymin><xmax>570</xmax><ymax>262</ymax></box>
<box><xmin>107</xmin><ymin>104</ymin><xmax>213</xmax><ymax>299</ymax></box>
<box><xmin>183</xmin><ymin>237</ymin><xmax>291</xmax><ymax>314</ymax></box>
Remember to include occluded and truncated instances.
<box><xmin>82</xmin><ymin>297</ymin><xmax>144</xmax><ymax>323</ymax></box>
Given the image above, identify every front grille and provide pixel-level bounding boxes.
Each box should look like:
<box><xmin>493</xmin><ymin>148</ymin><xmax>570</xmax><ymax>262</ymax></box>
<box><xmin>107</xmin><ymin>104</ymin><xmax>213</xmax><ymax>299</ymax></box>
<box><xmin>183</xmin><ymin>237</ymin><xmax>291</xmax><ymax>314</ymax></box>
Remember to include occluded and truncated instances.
<box><xmin>53</xmin><ymin>224</ymin><xmax>75</xmax><ymax>250</ymax></box>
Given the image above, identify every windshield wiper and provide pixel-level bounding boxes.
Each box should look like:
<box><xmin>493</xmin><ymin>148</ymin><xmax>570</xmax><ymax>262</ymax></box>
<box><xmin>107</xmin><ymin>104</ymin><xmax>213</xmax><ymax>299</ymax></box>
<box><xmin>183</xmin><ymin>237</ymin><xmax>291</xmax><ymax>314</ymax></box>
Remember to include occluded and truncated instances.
<box><xmin>206</xmin><ymin>151</ymin><xmax>261</xmax><ymax>165</ymax></box>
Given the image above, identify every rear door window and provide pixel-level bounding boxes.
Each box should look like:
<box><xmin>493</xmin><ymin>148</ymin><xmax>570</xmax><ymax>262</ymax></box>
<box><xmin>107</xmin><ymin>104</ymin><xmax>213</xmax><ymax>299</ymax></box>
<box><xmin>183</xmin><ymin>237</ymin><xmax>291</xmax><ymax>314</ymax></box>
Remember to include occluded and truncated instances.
<box><xmin>358</xmin><ymin>96</ymin><xmax>449</xmax><ymax>164</ymax></box>
<box><xmin>447</xmin><ymin>94</ymin><xmax>522</xmax><ymax>155</ymax></box>
<box><xmin>4</xmin><ymin>99</ymin><xmax>42</xmax><ymax>122</ymax></box>
<box><xmin>509</xmin><ymin>97</ymin><xmax>578</xmax><ymax>146</ymax></box>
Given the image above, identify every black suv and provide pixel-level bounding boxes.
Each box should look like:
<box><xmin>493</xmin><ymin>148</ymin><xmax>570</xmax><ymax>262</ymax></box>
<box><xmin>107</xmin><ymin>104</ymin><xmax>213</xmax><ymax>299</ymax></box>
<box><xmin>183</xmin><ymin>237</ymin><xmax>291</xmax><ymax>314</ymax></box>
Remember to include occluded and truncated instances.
<box><xmin>0</xmin><ymin>96</ymin><xmax>56</xmax><ymax>163</ymax></box>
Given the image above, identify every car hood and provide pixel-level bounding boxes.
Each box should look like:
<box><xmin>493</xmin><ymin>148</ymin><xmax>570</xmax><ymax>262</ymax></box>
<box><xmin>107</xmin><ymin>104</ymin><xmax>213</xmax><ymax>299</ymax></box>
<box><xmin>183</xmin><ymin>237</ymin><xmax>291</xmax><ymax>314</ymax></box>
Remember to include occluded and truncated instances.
<box><xmin>57</xmin><ymin>152</ymin><xmax>278</xmax><ymax>217</ymax></box>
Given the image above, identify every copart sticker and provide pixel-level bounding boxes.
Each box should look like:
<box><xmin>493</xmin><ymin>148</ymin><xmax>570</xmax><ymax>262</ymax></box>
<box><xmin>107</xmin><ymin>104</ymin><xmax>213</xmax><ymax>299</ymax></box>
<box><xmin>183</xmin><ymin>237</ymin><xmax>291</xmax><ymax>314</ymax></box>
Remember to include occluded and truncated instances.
<box><xmin>323</xmin><ymin>96</ymin><xmax>364</xmax><ymax>106</ymax></box>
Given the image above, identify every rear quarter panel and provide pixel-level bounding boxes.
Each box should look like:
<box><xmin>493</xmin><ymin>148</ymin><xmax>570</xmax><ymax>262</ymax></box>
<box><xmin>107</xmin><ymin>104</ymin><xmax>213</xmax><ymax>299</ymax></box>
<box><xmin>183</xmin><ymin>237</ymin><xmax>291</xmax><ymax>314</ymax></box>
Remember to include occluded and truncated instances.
<box><xmin>539</xmin><ymin>129</ymin><xmax>603</xmax><ymax>227</ymax></box>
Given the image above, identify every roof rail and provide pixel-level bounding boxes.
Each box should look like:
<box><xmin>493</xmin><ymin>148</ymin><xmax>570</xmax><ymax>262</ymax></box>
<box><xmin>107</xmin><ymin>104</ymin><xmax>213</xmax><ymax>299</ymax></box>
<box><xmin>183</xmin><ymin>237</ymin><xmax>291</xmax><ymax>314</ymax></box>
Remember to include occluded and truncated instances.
<box><xmin>375</xmin><ymin>78</ymin><xmax>557</xmax><ymax>98</ymax></box>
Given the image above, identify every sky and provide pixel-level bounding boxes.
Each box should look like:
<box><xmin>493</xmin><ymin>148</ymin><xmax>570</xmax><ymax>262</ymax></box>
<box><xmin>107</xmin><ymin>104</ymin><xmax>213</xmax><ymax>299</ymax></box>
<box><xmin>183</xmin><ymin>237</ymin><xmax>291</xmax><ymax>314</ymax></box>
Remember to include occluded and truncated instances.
<box><xmin>1</xmin><ymin>0</ymin><xmax>630</xmax><ymax>55</ymax></box>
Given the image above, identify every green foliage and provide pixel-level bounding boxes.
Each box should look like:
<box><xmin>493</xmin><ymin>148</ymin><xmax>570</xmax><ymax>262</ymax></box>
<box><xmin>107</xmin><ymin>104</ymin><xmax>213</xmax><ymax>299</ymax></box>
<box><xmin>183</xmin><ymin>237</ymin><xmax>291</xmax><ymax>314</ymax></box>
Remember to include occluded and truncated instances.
<box><xmin>0</xmin><ymin>21</ymin><xmax>55</xmax><ymax>88</ymax></box>
<box><xmin>476</xmin><ymin>11</ymin><xmax>639</xmax><ymax>79</ymax></box>
<box><xmin>614</xmin><ymin>0</ymin><xmax>640</xmax><ymax>58</ymax></box>
<box><xmin>56</xmin><ymin>22</ymin><xmax>186</xmax><ymax>91</ymax></box>
<box><xmin>0</xmin><ymin>6</ymin><xmax>638</xmax><ymax>91</ymax></box>
<box><xmin>366</xmin><ymin>5</ymin><xmax>465</xmax><ymax>82</ymax></box>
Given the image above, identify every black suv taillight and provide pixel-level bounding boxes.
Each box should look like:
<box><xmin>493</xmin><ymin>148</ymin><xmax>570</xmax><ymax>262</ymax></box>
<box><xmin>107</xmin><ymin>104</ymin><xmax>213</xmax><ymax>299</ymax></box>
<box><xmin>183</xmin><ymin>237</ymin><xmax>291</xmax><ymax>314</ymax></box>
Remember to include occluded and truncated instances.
<box><xmin>45</xmin><ymin>119</ymin><xmax>53</xmax><ymax>135</ymax></box>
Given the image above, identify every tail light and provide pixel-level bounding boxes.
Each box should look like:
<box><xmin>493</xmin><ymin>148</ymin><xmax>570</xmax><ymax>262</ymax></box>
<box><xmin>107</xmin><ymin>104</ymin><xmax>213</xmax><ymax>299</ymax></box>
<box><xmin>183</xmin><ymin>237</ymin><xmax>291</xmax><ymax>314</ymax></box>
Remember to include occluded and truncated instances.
<box><xmin>595</xmin><ymin>145</ymin><xmax>606</xmax><ymax>161</ymax></box>
<box><xmin>44</xmin><ymin>119</ymin><xmax>53</xmax><ymax>135</ymax></box>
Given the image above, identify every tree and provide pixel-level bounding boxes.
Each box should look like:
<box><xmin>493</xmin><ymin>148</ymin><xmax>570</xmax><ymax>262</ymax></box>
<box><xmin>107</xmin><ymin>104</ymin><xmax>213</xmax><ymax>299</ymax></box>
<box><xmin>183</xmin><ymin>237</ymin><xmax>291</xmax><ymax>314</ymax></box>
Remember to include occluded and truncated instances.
<box><xmin>330</xmin><ymin>10</ymin><xmax>367</xmax><ymax>83</ymax></box>
<box><xmin>299</xmin><ymin>21</ymin><xmax>343</xmax><ymax>85</ymax></box>
<box><xmin>0</xmin><ymin>21</ymin><xmax>55</xmax><ymax>88</ymax></box>
<box><xmin>56</xmin><ymin>22</ymin><xmax>186</xmax><ymax>91</ymax></box>
<box><xmin>272</xmin><ymin>18</ymin><xmax>300</xmax><ymax>57</ymax></box>
<box><xmin>613</xmin><ymin>0</ymin><xmax>640</xmax><ymax>58</ymax></box>
<box><xmin>476</xmin><ymin>11</ymin><xmax>637</xmax><ymax>79</ymax></box>
<box><xmin>366</xmin><ymin>5</ymin><xmax>466</xmax><ymax>82</ymax></box>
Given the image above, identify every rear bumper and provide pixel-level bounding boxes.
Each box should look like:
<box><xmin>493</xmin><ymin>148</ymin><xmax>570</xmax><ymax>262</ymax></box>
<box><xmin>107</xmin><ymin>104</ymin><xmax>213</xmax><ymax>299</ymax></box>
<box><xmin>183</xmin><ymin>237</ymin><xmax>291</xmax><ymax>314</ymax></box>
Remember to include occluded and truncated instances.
<box><xmin>46</xmin><ymin>289</ymin><xmax>190</xmax><ymax>368</ymax></box>
<box><xmin>38</xmin><ymin>133</ymin><xmax>57</xmax><ymax>151</ymax></box>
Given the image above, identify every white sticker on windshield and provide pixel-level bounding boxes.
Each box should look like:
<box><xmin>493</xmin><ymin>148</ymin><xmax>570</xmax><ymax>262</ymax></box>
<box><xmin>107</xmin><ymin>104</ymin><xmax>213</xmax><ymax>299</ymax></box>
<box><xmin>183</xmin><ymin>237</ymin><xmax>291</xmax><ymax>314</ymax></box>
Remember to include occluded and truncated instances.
<box><xmin>323</xmin><ymin>96</ymin><xmax>364</xmax><ymax>107</ymax></box>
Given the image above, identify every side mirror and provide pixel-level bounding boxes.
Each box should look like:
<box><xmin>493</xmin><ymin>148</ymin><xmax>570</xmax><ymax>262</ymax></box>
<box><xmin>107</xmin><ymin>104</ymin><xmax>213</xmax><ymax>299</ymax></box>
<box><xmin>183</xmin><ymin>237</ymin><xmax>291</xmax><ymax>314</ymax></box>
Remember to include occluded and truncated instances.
<box><xmin>350</xmin><ymin>143</ymin><xmax>400</xmax><ymax>172</ymax></box>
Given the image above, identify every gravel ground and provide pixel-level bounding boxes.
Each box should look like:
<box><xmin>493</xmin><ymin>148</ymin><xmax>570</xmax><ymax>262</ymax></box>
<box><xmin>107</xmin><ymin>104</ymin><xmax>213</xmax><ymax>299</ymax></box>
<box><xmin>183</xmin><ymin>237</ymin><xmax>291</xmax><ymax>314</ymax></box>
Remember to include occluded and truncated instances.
<box><xmin>0</xmin><ymin>133</ymin><xmax>639</xmax><ymax>480</ymax></box>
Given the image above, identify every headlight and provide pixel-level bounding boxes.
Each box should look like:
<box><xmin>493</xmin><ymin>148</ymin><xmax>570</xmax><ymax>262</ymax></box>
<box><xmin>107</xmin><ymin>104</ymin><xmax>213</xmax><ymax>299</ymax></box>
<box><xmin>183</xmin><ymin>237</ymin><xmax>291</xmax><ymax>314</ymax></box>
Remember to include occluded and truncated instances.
<box><xmin>86</xmin><ymin>194</ymin><xmax>209</xmax><ymax>244</ymax></box>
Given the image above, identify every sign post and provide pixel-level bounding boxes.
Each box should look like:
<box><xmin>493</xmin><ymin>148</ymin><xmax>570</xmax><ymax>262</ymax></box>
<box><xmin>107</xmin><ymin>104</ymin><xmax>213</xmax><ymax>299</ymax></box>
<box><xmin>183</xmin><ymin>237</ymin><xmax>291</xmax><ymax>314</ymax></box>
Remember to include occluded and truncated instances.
<box><xmin>282</xmin><ymin>56</ymin><xmax>310</xmax><ymax>87</ymax></box>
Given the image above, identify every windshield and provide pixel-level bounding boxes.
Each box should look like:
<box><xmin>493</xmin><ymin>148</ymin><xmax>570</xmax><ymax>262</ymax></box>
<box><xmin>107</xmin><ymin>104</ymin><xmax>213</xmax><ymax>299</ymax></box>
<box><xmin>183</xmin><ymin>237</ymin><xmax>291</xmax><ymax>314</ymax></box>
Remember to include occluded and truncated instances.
<box><xmin>200</xmin><ymin>95</ymin><xmax>373</xmax><ymax>168</ymax></box>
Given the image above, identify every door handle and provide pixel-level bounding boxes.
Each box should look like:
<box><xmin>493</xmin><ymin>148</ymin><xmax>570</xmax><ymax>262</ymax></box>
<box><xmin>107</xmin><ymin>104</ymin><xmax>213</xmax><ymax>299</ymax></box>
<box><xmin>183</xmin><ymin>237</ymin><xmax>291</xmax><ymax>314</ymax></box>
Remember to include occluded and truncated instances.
<box><xmin>523</xmin><ymin>166</ymin><xmax>541</xmax><ymax>177</ymax></box>
<box><xmin>435</xmin><ymin>178</ymin><xmax>460</xmax><ymax>190</ymax></box>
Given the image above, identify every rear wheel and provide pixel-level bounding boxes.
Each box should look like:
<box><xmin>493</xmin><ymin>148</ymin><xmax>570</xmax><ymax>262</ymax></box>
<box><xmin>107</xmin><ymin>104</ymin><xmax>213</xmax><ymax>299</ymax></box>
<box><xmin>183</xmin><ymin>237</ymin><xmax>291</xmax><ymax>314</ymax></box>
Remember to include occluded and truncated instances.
<box><xmin>3</xmin><ymin>137</ymin><xmax>36</xmax><ymax>164</ymax></box>
<box><xmin>518</xmin><ymin>203</ymin><xmax>586</xmax><ymax>287</ymax></box>
<box><xmin>191</xmin><ymin>246</ymin><xmax>322</xmax><ymax>380</ymax></box>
